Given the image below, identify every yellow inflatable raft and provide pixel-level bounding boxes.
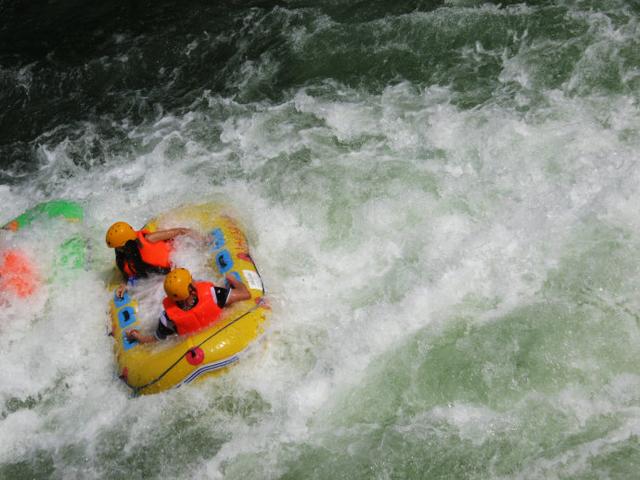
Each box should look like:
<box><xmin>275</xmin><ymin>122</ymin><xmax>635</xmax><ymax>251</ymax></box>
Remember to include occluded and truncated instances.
<box><xmin>109</xmin><ymin>204</ymin><xmax>269</xmax><ymax>395</ymax></box>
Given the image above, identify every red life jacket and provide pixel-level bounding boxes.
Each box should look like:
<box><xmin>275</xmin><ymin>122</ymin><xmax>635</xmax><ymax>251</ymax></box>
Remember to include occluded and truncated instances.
<box><xmin>162</xmin><ymin>281</ymin><xmax>223</xmax><ymax>335</ymax></box>
<box><xmin>122</xmin><ymin>229</ymin><xmax>172</xmax><ymax>277</ymax></box>
<box><xmin>0</xmin><ymin>249</ymin><xmax>38</xmax><ymax>298</ymax></box>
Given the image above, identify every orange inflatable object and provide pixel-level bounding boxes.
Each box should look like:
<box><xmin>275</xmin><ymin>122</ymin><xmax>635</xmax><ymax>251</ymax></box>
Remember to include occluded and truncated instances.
<box><xmin>0</xmin><ymin>249</ymin><xmax>39</xmax><ymax>298</ymax></box>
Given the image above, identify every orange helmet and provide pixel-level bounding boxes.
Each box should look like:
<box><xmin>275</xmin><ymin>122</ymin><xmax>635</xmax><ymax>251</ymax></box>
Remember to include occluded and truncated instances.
<box><xmin>164</xmin><ymin>268</ymin><xmax>192</xmax><ymax>301</ymax></box>
<box><xmin>105</xmin><ymin>222</ymin><xmax>136</xmax><ymax>248</ymax></box>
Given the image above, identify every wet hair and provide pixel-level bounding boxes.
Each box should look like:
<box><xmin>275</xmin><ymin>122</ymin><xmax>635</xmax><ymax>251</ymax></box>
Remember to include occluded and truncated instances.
<box><xmin>116</xmin><ymin>239</ymin><xmax>170</xmax><ymax>278</ymax></box>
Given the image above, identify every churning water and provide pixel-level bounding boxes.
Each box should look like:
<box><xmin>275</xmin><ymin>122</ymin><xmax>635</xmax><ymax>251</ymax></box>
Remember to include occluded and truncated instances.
<box><xmin>2</xmin><ymin>0</ymin><xmax>640</xmax><ymax>478</ymax></box>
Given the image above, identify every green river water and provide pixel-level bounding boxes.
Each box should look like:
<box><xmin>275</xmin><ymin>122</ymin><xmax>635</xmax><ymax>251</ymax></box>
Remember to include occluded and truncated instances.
<box><xmin>1</xmin><ymin>1</ymin><xmax>640</xmax><ymax>478</ymax></box>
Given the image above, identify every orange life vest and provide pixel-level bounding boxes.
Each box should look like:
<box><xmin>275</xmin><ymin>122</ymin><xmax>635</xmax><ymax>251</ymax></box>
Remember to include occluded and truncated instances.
<box><xmin>122</xmin><ymin>229</ymin><xmax>172</xmax><ymax>277</ymax></box>
<box><xmin>137</xmin><ymin>229</ymin><xmax>172</xmax><ymax>268</ymax></box>
<box><xmin>162</xmin><ymin>281</ymin><xmax>223</xmax><ymax>335</ymax></box>
<box><xmin>0</xmin><ymin>249</ymin><xmax>38</xmax><ymax>298</ymax></box>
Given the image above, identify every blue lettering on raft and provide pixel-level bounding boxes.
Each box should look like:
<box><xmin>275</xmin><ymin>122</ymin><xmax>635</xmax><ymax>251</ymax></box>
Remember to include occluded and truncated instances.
<box><xmin>216</xmin><ymin>249</ymin><xmax>233</xmax><ymax>274</ymax></box>
<box><xmin>113</xmin><ymin>290</ymin><xmax>139</xmax><ymax>350</ymax></box>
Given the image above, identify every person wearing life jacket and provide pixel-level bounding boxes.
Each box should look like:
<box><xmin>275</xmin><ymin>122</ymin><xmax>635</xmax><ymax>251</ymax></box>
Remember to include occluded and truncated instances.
<box><xmin>106</xmin><ymin>221</ymin><xmax>193</xmax><ymax>298</ymax></box>
<box><xmin>125</xmin><ymin>267</ymin><xmax>250</xmax><ymax>344</ymax></box>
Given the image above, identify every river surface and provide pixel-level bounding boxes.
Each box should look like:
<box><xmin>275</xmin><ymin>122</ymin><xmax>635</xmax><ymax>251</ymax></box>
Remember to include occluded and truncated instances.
<box><xmin>2</xmin><ymin>1</ymin><xmax>640</xmax><ymax>478</ymax></box>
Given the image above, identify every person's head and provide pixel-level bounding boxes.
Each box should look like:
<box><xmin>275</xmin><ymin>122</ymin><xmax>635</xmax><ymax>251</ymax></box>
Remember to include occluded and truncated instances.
<box><xmin>164</xmin><ymin>268</ymin><xmax>195</xmax><ymax>303</ymax></box>
<box><xmin>106</xmin><ymin>222</ymin><xmax>136</xmax><ymax>249</ymax></box>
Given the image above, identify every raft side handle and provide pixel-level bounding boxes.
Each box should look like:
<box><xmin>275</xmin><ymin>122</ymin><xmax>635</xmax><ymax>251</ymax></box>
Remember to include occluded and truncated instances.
<box><xmin>216</xmin><ymin>250</ymin><xmax>233</xmax><ymax>274</ymax></box>
<box><xmin>122</xmin><ymin>331</ymin><xmax>138</xmax><ymax>351</ymax></box>
<box><xmin>209</xmin><ymin>228</ymin><xmax>225</xmax><ymax>251</ymax></box>
<box><xmin>118</xmin><ymin>306</ymin><xmax>137</xmax><ymax>329</ymax></box>
<box><xmin>113</xmin><ymin>291</ymin><xmax>131</xmax><ymax>307</ymax></box>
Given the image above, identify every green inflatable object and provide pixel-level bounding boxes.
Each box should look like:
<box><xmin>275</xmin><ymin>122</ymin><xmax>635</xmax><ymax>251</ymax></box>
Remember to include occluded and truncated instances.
<box><xmin>2</xmin><ymin>200</ymin><xmax>86</xmax><ymax>271</ymax></box>
<box><xmin>2</xmin><ymin>200</ymin><xmax>83</xmax><ymax>230</ymax></box>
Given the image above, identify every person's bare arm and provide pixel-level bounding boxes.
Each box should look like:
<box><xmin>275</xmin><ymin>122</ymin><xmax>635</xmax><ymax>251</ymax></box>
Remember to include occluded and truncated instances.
<box><xmin>225</xmin><ymin>275</ymin><xmax>251</xmax><ymax>306</ymax></box>
<box><xmin>116</xmin><ymin>282</ymin><xmax>128</xmax><ymax>299</ymax></box>
<box><xmin>145</xmin><ymin>228</ymin><xmax>192</xmax><ymax>243</ymax></box>
<box><xmin>125</xmin><ymin>329</ymin><xmax>158</xmax><ymax>344</ymax></box>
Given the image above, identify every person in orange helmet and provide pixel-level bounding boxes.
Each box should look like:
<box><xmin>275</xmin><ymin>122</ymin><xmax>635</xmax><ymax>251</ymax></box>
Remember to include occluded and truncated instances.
<box><xmin>126</xmin><ymin>267</ymin><xmax>250</xmax><ymax>344</ymax></box>
<box><xmin>106</xmin><ymin>222</ymin><xmax>193</xmax><ymax>298</ymax></box>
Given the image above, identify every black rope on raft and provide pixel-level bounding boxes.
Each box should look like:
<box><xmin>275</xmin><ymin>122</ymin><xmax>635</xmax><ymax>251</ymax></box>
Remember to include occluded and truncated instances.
<box><xmin>130</xmin><ymin>304</ymin><xmax>260</xmax><ymax>395</ymax></box>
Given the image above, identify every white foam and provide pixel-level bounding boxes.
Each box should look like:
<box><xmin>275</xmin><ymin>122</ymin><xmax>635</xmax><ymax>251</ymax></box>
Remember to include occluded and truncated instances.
<box><xmin>2</xmin><ymin>4</ymin><xmax>640</xmax><ymax>475</ymax></box>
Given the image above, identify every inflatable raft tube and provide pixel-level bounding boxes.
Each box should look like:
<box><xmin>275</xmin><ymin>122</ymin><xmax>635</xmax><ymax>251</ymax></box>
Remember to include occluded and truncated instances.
<box><xmin>109</xmin><ymin>204</ymin><xmax>270</xmax><ymax>395</ymax></box>
<box><xmin>0</xmin><ymin>200</ymin><xmax>85</xmax><ymax>298</ymax></box>
<box><xmin>2</xmin><ymin>199</ymin><xmax>83</xmax><ymax>232</ymax></box>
